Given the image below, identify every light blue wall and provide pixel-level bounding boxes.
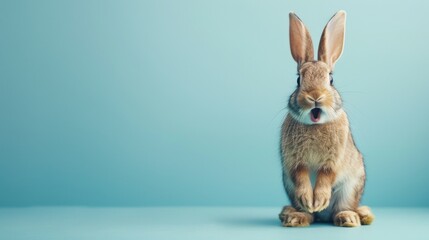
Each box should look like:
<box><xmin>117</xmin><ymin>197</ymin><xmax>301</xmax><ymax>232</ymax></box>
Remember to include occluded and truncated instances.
<box><xmin>1</xmin><ymin>0</ymin><xmax>428</xmax><ymax>207</ymax></box>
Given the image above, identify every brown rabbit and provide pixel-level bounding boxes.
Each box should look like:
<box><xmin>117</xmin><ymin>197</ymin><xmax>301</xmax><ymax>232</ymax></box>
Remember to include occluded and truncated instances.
<box><xmin>279</xmin><ymin>10</ymin><xmax>374</xmax><ymax>227</ymax></box>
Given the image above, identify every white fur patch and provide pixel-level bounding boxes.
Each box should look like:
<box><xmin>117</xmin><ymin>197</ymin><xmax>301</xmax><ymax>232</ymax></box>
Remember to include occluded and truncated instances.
<box><xmin>332</xmin><ymin>174</ymin><xmax>359</xmax><ymax>211</ymax></box>
<box><xmin>292</xmin><ymin>107</ymin><xmax>344</xmax><ymax>125</ymax></box>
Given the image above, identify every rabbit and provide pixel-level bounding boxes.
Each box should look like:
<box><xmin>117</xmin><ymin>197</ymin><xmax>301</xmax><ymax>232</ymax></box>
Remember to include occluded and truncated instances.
<box><xmin>278</xmin><ymin>10</ymin><xmax>375</xmax><ymax>227</ymax></box>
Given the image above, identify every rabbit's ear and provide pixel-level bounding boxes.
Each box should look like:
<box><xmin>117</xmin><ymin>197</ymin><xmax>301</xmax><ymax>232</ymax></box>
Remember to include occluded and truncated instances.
<box><xmin>289</xmin><ymin>12</ymin><xmax>314</xmax><ymax>66</ymax></box>
<box><xmin>318</xmin><ymin>10</ymin><xmax>346</xmax><ymax>70</ymax></box>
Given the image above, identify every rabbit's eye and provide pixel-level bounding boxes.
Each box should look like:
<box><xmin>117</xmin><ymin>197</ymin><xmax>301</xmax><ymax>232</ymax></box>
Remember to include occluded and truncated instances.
<box><xmin>297</xmin><ymin>76</ymin><xmax>301</xmax><ymax>87</ymax></box>
<box><xmin>329</xmin><ymin>74</ymin><xmax>333</xmax><ymax>85</ymax></box>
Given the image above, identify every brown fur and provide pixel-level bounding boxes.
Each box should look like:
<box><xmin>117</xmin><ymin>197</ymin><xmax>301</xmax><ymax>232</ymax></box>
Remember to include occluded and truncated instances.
<box><xmin>318</xmin><ymin>11</ymin><xmax>346</xmax><ymax>69</ymax></box>
<box><xmin>290</xmin><ymin>164</ymin><xmax>313</xmax><ymax>211</ymax></box>
<box><xmin>279</xmin><ymin>206</ymin><xmax>314</xmax><ymax>227</ymax></box>
<box><xmin>280</xmin><ymin>11</ymin><xmax>374</xmax><ymax>227</ymax></box>
<box><xmin>289</xmin><ymin>13</ymin><xmax>314</xmax><ymax>65</ymax></box>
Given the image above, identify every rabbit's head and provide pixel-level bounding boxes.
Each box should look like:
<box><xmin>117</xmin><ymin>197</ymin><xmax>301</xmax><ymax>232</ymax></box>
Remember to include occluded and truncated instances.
<box><xmin>287</xmin><ymin>11</ymin><xmax>346</xmax><ymax>125</ymax></box>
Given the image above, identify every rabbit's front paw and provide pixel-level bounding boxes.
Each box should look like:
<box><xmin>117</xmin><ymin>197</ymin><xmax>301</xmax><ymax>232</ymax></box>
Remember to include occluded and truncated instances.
<box><xmin>295</xmin><ymin>188</ymin><xmax>313</xmax><ymax>212</ymax></box>
<box><xmin>312</xmin><ymin>187</ymin><xmax>331</xmax><ymax>212</ymax></box>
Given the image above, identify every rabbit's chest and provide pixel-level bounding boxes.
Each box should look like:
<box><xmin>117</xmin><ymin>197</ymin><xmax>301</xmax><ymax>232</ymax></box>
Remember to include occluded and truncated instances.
<box><xmin>301</xmin><ymin>136</ymin><xmax>331</xmax><ymax>165</ymax></box>
<box><xmin>292</xmin><ymin>128</ymin><xmax>341</xmax><ymax>166</ymax></box>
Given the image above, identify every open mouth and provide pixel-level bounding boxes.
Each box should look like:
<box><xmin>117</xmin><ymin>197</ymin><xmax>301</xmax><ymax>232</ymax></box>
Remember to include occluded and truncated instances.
<box><xmin>310</xmin><ymin>108</ymin><xmax>322</xmax><ymax>123</ymax></box>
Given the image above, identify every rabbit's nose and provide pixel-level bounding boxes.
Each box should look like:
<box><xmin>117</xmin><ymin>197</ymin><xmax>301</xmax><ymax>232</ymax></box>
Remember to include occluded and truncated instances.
<box><xmin>306</xmin><ymin>95</ymin><xmax>325</xmax><ymax>105</ymax></box>
<box><xmin>315</xmin><ymin>101</ymin><xmax>321</xmax><ymax>107</ymax></box>
<box><xmin>316</xmin><ymin>95</ymin><xmax>326</xmax><ymax>102</ymax></box>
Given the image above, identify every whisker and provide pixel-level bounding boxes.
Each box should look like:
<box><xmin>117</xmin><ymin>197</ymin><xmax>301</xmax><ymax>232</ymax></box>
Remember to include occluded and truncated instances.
<box><xmin>271</xmin><ymin>106</ymin><xmax>288</xmax><ymax>122</ymax></box>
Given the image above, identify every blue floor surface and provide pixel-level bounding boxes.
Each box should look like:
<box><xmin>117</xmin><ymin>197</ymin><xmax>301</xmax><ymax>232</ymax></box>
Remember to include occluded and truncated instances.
<box><xmin>0</xmin><ymin>207</ymin><xmax>427</xmax><ymax>240</ymax></box>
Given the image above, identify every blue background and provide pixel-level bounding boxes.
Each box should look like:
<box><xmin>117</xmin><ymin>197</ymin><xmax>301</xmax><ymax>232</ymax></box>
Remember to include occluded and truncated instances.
<box><xmin>1</xmin><ymin>0</ymin><xmax>428</xmax><ymax>207</ymax></box>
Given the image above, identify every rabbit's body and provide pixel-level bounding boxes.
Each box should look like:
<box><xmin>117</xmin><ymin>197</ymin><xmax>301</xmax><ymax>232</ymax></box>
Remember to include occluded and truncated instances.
<box><xmin>281</xmin><ymin>111</ymin><xmax>365</xmax><ymax>222</ymax></box>
<box><xmin>279</xmin><ymin>11</ymin><xmax>374</xmax><ymax>227</ymax></box>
